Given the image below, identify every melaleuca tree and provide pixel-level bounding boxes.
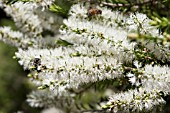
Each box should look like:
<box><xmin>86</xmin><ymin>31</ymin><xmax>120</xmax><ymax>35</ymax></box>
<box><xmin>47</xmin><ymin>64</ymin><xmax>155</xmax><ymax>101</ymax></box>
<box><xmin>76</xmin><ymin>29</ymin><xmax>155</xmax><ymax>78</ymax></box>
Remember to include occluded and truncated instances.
<box><xmin>1</xmin><ymin>0</ymin><xmax>170</xmax><ymax>113</ymax></box>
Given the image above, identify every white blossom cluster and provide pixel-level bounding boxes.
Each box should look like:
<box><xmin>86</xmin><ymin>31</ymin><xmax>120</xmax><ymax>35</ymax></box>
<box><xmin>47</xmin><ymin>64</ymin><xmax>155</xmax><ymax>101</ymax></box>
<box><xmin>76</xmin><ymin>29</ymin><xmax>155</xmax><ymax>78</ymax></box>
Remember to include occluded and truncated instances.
<box><xmin>1</xmin><ymin>1</ymin><xmax>170</xmax><ymax>113</ymax></box>
<box><xmin>0</xmin><ymin>1</ymin><xmax>63</xmax><ymax>48</ymax></box>
<box><xmin>104</xmin><ymin>63</ymin><xmax>170</xmax><ymax>112</ymax></box>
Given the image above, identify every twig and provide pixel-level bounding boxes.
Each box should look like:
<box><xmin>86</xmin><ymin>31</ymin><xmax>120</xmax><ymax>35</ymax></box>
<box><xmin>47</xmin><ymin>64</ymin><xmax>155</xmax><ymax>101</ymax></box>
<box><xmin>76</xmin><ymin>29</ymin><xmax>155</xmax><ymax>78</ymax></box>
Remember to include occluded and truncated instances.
<box><xmin>81</xmin><ymin>109</ymin><xmax>109</xmax><ymax>113</ymax></box>
<box><xmin>101</xmin><ymin>0</ymin><xmax>157</xmax><ymax>9</ymax></box>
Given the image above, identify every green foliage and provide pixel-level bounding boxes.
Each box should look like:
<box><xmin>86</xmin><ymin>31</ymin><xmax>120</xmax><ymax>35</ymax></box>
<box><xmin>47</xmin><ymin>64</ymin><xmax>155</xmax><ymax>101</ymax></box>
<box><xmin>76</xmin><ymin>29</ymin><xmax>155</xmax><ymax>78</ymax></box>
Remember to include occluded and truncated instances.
<box><xmin>49</xmin><ymin>0</ymin><xmax>73</xmax><ymax>18</ymax></box>
<box><xmin>55</xmin><ymin>39</ymin><xmax>73</xmax><ymax>46</ymax></box>
<box><xmin>150</xmin><ymin>16</ymin><xmax>170</xmax><ymax>33</ymax></box>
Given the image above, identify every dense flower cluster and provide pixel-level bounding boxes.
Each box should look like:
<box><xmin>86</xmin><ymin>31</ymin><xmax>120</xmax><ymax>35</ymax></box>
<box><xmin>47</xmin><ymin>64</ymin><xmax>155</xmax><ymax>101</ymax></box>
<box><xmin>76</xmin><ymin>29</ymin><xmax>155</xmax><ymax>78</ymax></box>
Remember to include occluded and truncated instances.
<box><xmin>1</xmin><ymin>0</ymin><xmax>170</xmax><ymax>113</ymax></box>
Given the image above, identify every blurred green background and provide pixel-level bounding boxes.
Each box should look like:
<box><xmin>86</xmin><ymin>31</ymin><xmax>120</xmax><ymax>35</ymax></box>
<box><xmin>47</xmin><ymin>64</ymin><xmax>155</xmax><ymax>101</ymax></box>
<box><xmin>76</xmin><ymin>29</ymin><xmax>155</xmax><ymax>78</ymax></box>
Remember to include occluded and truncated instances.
<box><xmin>0</xmin><ymin>9</ymin><xmax>41</xmax><ymax>113</ymax></box>
<box><xmin>0</xmin><ymin>41</ymin><xmax>40</xmax><ymax>113</ymax></box>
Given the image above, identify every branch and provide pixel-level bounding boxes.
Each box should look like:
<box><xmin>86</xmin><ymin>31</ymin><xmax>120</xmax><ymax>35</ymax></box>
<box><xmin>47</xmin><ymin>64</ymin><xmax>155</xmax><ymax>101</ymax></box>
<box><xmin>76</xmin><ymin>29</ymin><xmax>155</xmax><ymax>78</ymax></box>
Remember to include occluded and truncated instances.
<box><xmin>101</xmin><ymin>0</ymin><xmax>157</xmax><ymax>9</ymax></box>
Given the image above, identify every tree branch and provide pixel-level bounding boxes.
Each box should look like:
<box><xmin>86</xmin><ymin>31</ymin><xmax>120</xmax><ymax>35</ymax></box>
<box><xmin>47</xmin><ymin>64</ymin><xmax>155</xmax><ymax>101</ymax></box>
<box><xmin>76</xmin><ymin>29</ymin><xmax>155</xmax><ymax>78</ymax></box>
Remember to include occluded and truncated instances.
<box><xmin>101</xmin><ymin>0</ymin><xmax>157</xmax><ymax>9</ymax></box>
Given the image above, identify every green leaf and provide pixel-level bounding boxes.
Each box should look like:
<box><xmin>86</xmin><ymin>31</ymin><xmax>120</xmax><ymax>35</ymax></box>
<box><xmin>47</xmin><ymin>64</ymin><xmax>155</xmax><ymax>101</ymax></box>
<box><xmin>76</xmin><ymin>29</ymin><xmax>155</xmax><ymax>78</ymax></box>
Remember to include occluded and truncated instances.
<box><xmin>55</xmin><ymin>39</ymin><xmax>73</xmax><ymax>46</ymax></box>
<box><xmin>49</xmin><ymin>0</ymin><xmax>73</xmax><ymax>17</ymax></box>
